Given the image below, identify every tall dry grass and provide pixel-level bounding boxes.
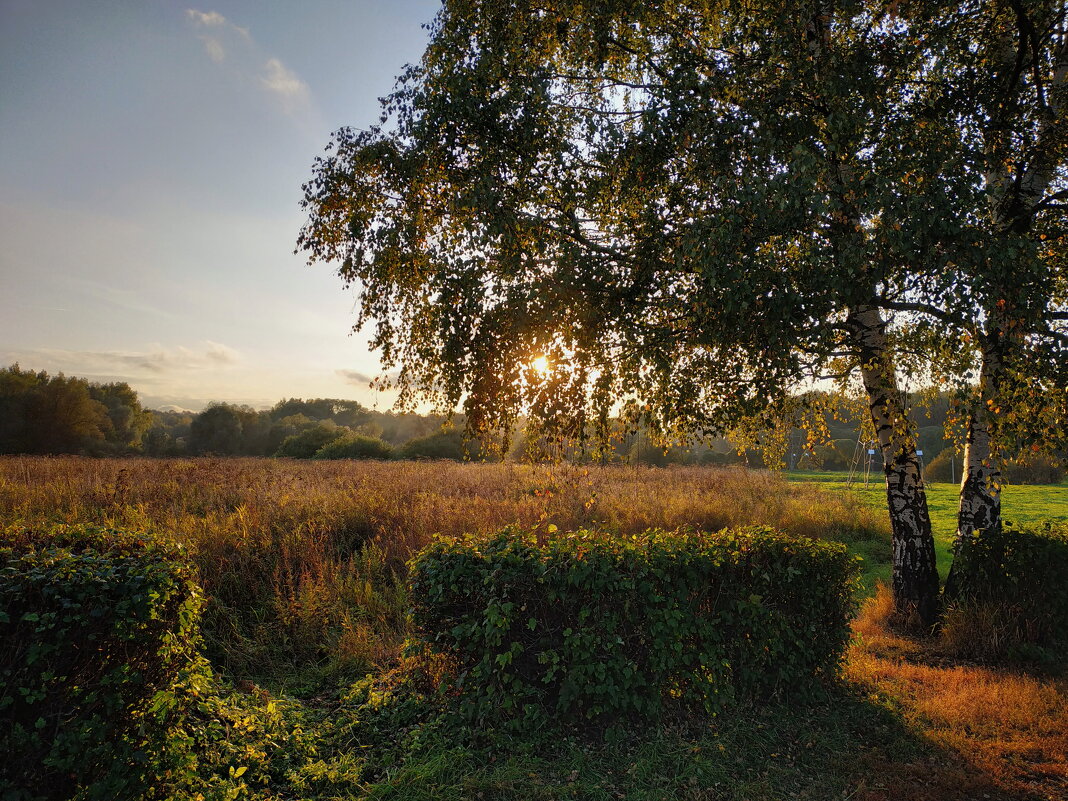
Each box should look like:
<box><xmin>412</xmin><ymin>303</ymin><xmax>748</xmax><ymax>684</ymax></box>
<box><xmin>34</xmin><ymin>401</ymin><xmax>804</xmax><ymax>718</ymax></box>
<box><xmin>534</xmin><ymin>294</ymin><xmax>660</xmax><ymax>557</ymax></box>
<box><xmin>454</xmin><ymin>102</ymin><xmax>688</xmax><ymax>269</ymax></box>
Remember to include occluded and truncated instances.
<box><xmin>0</xmin><ymin>457</ymin><xmax>886</xmax><ymax>689</ymax></box>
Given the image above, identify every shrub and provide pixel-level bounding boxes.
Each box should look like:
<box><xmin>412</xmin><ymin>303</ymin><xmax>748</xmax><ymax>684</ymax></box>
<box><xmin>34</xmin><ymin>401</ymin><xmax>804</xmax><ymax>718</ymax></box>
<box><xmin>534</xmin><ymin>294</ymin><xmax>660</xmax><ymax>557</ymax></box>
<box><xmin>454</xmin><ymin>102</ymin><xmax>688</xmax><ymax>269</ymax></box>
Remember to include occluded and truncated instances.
<box><xmin>923</xmin><ymin>447</ymin><xmax>958</xmax><ymax>483</ymax></box>
<box><xmin>399</xmin><ymin>428</ymin><xmax>480</xmax><ymax>461</ymax></box>
<box><xmin>1002</xmin><ymin>452</ymin><xmax>1065</xmax><ymax>485</ymax></box>
<box><xmin>941</xmin><ymin>523</ymin><xmax>1068</xmax><ymax>661</ymax></box>
<box><xmin>275</xmin><ymin>422</ymin><xmax>346</xmax><ymax>458</ymax></box>
<box><xmin>409</xmin><ymin>526</ymin><xmax>859</xmax><ymax>726</ymax></box>
<box><xmin>0</xmin><ymin>525</ymin><xmax>203</xmax><ymax>800</ymax></box>
<box><xmin>314</xmin><ymin>433</ymin><xmax>393</xmax><ymax>460</ymax></box>
<box><xmin>810</xmin><ymin>443</ymin><xmax>849</xmax><ymax>471</ymax></box>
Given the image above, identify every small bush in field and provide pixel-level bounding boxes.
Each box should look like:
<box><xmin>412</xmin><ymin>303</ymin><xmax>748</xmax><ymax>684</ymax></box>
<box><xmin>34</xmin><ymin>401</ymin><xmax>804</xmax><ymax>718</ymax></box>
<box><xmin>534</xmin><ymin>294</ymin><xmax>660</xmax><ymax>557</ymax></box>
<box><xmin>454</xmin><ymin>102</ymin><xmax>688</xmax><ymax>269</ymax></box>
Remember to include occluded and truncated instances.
<box><xmin>941</xmin><ymin>523</ymin><xmax>1068</xmax><ymax>661</ymax></box>
<box><xmin>397</xmin><ymin>428</ymin><xmax>476</xmax><ymax>460</ymax></box>
<box><xmin>0</xmin><ymin>525</ymin><xmax>203</xmax><ymax>800</ymax></box>
<box><xmin>275</xmin><ymin>423</ymin><xmax>346</xmax><ymax>458</ymax></box>
<box><xmin>924</xmin><ymin>448</ymin><xmax>958</xmax><ymax>483</ymax></box>
<box><xmin>314</xmin><ymin>434</ymin><xmax>393</xmax><ymax>460</ymax></box>
<box><xmin>409</xmin><ymin>526</ymin><xmax>859</xmax><ymax>727</ymax></box>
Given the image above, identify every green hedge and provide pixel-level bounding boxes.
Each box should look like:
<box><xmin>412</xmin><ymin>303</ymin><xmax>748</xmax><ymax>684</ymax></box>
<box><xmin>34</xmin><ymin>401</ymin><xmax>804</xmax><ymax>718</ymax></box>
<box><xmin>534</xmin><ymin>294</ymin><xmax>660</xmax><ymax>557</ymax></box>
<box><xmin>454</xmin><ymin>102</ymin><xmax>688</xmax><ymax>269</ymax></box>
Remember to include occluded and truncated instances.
<box><xmin>0</xmin><ymin>525</ymin><xmax>203</xmax><ymax>800</ymax></box>
<box><xmin>948</xmin><ymin>523</ymin><xmax>1068</xmax><ymax>649</ymax></box>
<box><xmin>409</xmin><ymin>527</ymin><xmax>859</xmax><ymax>725</ymax></box>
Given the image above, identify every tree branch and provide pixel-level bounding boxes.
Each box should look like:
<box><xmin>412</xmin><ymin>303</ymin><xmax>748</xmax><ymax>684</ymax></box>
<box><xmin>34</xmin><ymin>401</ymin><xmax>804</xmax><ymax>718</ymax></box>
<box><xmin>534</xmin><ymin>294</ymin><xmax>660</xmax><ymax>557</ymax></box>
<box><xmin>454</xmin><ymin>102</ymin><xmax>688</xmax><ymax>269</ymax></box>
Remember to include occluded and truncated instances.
<box><xmin>876</xmin><ymin>298</ymin><xmax>967</xmax><ymax>328</ymax></box>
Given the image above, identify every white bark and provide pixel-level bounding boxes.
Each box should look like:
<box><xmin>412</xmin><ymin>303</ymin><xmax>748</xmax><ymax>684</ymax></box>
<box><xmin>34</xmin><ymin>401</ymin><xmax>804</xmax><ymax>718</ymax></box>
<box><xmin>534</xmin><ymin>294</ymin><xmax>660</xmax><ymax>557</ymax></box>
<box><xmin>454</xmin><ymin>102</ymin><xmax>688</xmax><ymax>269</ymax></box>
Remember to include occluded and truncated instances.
<box><xmin>848</xmin><ymin>306</ymin><xmax>940</xmax><ymax>627</ymax></box>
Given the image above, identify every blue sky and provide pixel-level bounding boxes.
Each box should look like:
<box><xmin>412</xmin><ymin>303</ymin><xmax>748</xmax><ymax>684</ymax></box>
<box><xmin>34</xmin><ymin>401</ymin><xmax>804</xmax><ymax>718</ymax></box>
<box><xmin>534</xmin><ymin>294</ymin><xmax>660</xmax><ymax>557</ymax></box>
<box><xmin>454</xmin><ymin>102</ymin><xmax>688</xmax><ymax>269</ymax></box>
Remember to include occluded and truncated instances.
<box><xmin>0</xmin><ymin>0</ymin><xmax>440</xmax><ymax>410</ymax></box>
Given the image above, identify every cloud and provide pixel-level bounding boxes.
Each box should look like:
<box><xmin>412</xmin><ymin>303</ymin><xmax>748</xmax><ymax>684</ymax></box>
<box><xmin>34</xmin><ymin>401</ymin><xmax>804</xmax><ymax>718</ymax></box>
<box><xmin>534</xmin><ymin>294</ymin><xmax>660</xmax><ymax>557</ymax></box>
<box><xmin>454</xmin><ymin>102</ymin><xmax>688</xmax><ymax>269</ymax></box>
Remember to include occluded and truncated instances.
<box><xmin>337</xmin><ymin>368</ymin><xmax>401</xmax><ymax>386</ymax></box>
<box><xmin>6</xmin><ymin>342</ymin><xmax>241</xmax><ymax>379</ymax></box>
<box><xmin>260</xmin><ymin>58</ymin><xmax>310</xmax><ymax>106</ymax></box>
<box><xmin>186</xmin><ymin>9</ymin><xmax>226</xmax><ymax>27</ymax></box>
<box><xmin>204</xmin><ymin>341</ymin><xmax>239</xmax><ymax>364</ymax></box>
<box><xmin>202</xmin><ymin>37</ymin><xmax>226</xmax><ymax>63</ymax></box>
<box><xmin>185</xmin><ymin>9</ymin><xmax>313</xmax><ymax>116</ymax></box>
<box><xmin>337</xmin><ymin>369</ymin><xmax>374</xmax><ymax>385</ymax></box>
<box><xmin>139</xmin><ymin>394</ymin><xmax>274</xmax><ymax>413</ymax></box>
<box><xmin>186</xmin><ymin>8</ymin><xmax>230</xmax><ymax>62</ymax></box>
<box><xmin>153</xmin><ymin>403</ymin><xmax>198</xmax><ymax>413</ymax></box>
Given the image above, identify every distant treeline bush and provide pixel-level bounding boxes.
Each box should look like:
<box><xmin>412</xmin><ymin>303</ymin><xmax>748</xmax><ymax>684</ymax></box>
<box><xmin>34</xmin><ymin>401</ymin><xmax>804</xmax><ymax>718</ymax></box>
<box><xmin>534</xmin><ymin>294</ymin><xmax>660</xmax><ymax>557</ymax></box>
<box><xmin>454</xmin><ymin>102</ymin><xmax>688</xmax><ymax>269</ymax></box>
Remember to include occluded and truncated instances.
<box><xmin>0</xmin><ymin>365</ymin><xmax>469</xmax><ymax>460</ymax></box>
<box><xmin>924</xmin><ymin>447</ymin><xmax>1065</xmax><ymax>485</ymax></box>
<box><xmin>0</xmin><ymin>364</ymin><xmax>743</xmax><ymax>463</ymax></box>
<box><xmin>0</xmin><ymin>365</ymin><xmax>151</xmax><ymax>455</ymax></box>
<box><xmin>3</xmin><ymin>364</ymin><xmax>1061</xmax><ymax>479</ymax></box>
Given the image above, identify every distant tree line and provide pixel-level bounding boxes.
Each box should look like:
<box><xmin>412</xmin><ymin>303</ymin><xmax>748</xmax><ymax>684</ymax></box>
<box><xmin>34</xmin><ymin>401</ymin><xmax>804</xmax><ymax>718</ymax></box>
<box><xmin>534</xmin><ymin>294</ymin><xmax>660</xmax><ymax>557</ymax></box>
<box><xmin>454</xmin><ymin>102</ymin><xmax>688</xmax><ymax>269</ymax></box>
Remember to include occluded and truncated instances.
<box><xmin>0</xmin><ymin>365</ymin><xmax>152</xmax><ymax>455</ymax></box>
<box><xmin>0</xmin><ymin>364</ymin><xmax>493</xmax><ymax>461</ymax></box>
<box><xmin>0</xmin><ymin>364</ymin><xmax>1060</xmax><ymax>481</ymax></box>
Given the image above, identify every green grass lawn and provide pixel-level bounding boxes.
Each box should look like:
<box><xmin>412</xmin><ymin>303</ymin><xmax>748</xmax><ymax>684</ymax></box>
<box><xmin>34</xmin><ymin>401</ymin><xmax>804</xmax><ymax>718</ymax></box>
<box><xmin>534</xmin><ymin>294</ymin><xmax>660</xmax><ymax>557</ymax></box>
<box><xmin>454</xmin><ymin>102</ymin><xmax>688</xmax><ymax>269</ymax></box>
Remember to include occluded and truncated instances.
<box><xmin>786</xmin><ymin>470</ymin><xmax>1068</xmax><ymax>592</ymax></box>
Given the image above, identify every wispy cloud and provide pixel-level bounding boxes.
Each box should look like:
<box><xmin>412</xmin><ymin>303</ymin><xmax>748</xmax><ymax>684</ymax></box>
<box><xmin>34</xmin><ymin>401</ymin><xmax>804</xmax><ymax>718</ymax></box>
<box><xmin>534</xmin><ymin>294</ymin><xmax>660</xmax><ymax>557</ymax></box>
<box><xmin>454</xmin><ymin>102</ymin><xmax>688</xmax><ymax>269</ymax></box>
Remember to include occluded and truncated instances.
<box><xmin>337</xmin><ymin>368</ymin><xmax>401</xmax><ymax>386</ymax></box>
<box><xmin>338</xmin><ymin>368</ymin><xmax>374</xmax><ymax>385</ymax></box>
<box><xmin>202</xmin><ymin>37</ymin><xmax>226</xmax><ymax>63</ymax></box>
<box><xmin>186</xmin><ymin>9</ymin><xmax>226</xmax><ymax>27</ymax></box>
<box><xmin>260</xmin><ymin>57</ymin><xmax>310</xmax><ymax>109</ymax></box>
<box><xmin>186</xmin><ymin>8</ymin><xmax>232</xmax><ymax>63</ymax></box>
<box><xmin>185</xmin><ymin>8</ymin><xmax>312</xmax><ymax>116</ymax></box>
<box><xmin>204</xmin><ymin>341</ymin><xmax>239</xmax><ymax>364</ymax></box>
<box><xmin>6</xmin><ymin>341</ymin><xmax>240</xmax><ymax>378</ymax></box>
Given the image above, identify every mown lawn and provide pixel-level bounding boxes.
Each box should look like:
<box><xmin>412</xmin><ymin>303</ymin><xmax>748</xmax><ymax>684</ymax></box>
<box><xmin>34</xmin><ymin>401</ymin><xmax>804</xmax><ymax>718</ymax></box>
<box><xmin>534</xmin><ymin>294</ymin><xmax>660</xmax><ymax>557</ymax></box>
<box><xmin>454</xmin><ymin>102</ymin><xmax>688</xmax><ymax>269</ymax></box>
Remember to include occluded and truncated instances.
<box><xmin>786</xmin><ymin>471</ymin><xmax>1068</xmax><ymax>593</ymax></box>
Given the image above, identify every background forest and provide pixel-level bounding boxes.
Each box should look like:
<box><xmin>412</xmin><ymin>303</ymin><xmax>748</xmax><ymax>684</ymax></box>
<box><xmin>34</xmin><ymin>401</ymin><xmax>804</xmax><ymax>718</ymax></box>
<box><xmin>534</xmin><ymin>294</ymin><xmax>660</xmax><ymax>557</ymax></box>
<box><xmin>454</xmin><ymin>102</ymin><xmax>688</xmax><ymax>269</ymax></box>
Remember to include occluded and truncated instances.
<box><xmin>1</xmin><ymin>363</ymin><xmax>1062</xmax><ymax>484</ymax></box>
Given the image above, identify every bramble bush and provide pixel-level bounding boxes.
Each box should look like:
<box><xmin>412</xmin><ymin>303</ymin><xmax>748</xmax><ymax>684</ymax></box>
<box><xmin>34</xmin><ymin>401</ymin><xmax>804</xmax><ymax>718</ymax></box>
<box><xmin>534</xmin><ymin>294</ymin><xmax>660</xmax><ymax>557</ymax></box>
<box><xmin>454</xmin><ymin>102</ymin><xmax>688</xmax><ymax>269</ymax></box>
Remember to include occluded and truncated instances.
<box><xmin>941</xmin><ymin>523</ymin><xmax>1068</xmax><ymax>661</ymax></box>
<box><xmin>409</xmin><ymin>526</ymin><xmax>859</xmax><ymax>727</ymax></box>
<box><xmin>0</xmin><ymin>525</ymin><xmax>203</xmax><ymax>800</ymax></box>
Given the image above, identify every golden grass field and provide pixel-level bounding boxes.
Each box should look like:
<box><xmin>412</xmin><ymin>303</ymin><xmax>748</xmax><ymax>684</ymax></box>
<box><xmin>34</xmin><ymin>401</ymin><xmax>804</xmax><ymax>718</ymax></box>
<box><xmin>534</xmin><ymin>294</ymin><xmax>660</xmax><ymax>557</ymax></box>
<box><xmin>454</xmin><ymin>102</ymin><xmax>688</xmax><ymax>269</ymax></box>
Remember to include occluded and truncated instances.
<box><xmin>3</xmin><ymin>456</ymin><xmax>1066</xmax><ymax>800</ymax></box>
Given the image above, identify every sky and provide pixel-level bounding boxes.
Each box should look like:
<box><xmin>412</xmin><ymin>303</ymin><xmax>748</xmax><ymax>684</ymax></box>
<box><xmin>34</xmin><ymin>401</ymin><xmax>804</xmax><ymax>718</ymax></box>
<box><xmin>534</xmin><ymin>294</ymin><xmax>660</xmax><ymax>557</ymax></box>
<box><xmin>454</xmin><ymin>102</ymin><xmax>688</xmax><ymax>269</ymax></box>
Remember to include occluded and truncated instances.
<box><xmin>0</xmin><ymin>0</ymin><xmax>440</xmax><ymax>411</ymax></box>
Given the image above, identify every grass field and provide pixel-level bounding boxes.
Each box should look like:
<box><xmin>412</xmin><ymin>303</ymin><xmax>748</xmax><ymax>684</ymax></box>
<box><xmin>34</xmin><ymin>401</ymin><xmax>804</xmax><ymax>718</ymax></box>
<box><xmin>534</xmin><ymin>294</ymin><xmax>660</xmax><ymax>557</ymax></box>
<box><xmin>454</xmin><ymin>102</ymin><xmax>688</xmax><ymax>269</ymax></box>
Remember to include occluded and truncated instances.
<box><xmin>3</xmin><ymin>457</ymin><xmax>1067</xmax><ymax>800</ymax></box>
<box><xmin>786</xmin><ymin>471</ymin><xmax>1068</xmax><ymax>592</ymax></box>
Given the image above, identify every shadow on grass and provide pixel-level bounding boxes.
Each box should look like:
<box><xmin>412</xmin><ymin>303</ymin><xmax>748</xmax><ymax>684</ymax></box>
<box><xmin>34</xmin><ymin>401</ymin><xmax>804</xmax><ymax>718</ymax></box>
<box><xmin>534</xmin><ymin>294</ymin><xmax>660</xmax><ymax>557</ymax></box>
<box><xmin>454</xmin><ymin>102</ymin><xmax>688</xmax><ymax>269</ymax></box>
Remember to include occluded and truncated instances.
<box><xmin>348</xmin><ymin>685</ymin><xmax>1032</xmax><ymax>801</ymax></box>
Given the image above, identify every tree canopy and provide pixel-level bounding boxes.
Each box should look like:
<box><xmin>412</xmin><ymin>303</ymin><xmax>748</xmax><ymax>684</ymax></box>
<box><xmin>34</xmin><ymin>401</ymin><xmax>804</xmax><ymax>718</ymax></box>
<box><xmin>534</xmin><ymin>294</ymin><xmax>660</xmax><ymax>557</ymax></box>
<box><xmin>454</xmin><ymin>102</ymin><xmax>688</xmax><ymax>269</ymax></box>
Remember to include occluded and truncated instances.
<box><xmin>0</xmin><ymin>365</ymin><xmax>150</xmax><ymax>455</ymax></box>
<box><xmin>300</xmin><ymin>0</ymin><xmax>1067</xmax><ymax>626</ymax></box>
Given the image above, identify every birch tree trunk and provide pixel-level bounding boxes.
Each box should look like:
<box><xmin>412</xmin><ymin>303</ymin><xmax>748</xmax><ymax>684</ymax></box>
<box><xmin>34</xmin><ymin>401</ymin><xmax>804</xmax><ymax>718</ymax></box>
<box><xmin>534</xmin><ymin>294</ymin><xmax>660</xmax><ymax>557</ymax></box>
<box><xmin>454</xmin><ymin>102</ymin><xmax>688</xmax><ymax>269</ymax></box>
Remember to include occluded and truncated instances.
<box><xmin>802</xmin><ymin>7</ymin><xmax>941</xmax><ymax>626</ymax></box>
<box><xmin>847</xmin><ymin>305</ymin><xmax>941</xmax><ymax>628</ymax></box>
<box><xmin>944</xmin><ymin>333</ymin><xmax>1005</xmax><ymax>600</ymax></box>
<box><xmin>948</xmin><ymin>12</ymin><xmax>1068</xmax><ymax>596</ymax></box>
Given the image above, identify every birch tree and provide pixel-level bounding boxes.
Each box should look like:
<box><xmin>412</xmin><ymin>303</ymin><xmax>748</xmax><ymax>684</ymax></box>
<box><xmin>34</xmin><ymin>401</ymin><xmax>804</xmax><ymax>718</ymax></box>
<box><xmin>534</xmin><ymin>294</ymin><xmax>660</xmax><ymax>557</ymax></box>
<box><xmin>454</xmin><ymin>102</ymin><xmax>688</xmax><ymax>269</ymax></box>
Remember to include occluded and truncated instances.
<box><xmin>299</xmin><ymin>0</ymin><xmax>1004</xmax><ymax>626</ymax></box>
<box><xmin>942</xmin><ymin>1</ymin><xmax>1068</xmax><ymax>594</ymax></box>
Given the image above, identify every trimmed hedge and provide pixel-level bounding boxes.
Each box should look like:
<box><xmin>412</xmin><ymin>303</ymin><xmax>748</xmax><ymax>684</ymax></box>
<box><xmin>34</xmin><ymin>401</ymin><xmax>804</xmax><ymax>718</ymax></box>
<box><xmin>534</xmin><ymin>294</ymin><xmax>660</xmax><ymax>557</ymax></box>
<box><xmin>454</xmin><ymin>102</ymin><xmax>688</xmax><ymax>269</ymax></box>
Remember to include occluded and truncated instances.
<box><xmin>0</xmin><ymin>525</ymin><xmax>203</xmax><ymax>800</ymax></box>
<box><xmin>946</xmin><ymin>523</ymin><xmax>1068</xmax><ymax>652</ymax></box>
<box><xmin>409</xmin><ymin>527</ymin><xmax>859</xmax><ymax>725</ymax></box>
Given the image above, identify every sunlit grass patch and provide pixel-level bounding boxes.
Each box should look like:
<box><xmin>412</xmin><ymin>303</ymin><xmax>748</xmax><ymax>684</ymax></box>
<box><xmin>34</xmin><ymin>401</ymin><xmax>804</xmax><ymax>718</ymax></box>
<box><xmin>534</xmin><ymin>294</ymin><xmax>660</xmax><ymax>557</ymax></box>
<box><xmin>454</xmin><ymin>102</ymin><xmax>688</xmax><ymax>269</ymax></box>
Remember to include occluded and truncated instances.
<box><xmin>848</xmin><ymin>586</ymin><xmax>1068</xmax><ymax>798</ymax></box>
<box><xmin>786</xmin><ymin>471</ymin><xmax>1068</xmax><ymax>596</ymax></box>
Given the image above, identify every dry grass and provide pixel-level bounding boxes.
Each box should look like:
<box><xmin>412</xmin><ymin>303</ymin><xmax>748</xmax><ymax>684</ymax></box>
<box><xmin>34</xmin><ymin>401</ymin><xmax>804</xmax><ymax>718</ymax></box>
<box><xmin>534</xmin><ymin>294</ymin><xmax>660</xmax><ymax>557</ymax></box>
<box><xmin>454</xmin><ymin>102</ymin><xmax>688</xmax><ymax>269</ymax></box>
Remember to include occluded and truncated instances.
<box><xmin>939</xmin><ymin>599</ymin><xmax>1049</xmax><ymax>663</ymax></box>
<box><xmin>4</xmin><ymin>457</ymin><xmax>1067</xmax><ymax>798</ymax></box>
<box><xmin>849</xmin><ymin>585</ymin><xmax>1068</xmax><ymax>800</ymax></box>
<box><xmin>0</xmin><ymin>457</ymin><xmax>885</xmax><ymax>553</ymax></box>
<box><xmin>0</xmin><ymin>456</ymin><xmax>884</xmax><ymax>688</ymax></box>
